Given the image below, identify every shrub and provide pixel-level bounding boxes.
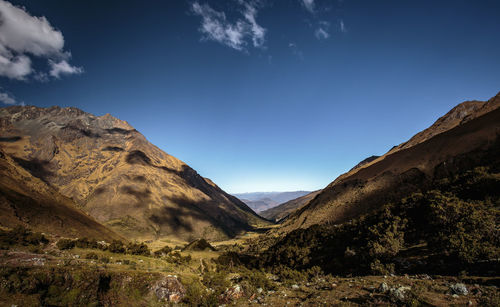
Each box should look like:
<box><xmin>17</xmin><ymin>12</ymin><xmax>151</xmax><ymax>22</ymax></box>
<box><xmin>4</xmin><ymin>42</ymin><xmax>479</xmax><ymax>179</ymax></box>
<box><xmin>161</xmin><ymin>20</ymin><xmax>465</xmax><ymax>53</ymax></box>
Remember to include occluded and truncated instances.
<box><xmin>272</xmin><ymin>265</ymin><xmax>307</xmax><ymax>285</ymax></box>
<box><xmin>153</xmin><ymin>245</ymin><xmax>172</xmax><ymax>258</ymax></box>
<box><xmin>108</xmin><ymin>240</ymin><xmax>126</xmax><ymax>254</ymax></box>
<box><xmin>165</xmin><ymin>251</ymin><xmax>192</xmax><ymax>265</ymax></box>
<box><xmin>57</xmin><ymin>239</ymin><xmax>75</xmax><ymax>250</ymax></box>
<box><xmin>370</xmin><ymin>259</ymin><xmax>395</xmax><ymax>275</ymax></box>
<box><xmin>202</xmin><ymin>271</ymin><xmax>230</xmax><ymax>296</ymax></box>
<box><xmin>0</xmin><ymin>226</ymin><xmax>48</xmax><ymax>249</ymax></box>
<box><xmin>182</xmin><ymin>277</ymin><xmax>218</xmax><ymax>307</ymax></box>
<box><xmin>74</xmin><ymin>237</ymin><xmax>98</xmax><ymax>249</ymax></box>
<box><xmin>425</xmin><ymin>190</ymin><xmax>498</xmax><ymax>263</ymax></box>
<box><xmin>366</xmin><ymin>208</ymin><xmax>407</xmax><ymax>258</ymax></box>
<box><xmin>127</xmin><ymin>242</ymin><xmax>151</xmax><ymax>256</ymax></box>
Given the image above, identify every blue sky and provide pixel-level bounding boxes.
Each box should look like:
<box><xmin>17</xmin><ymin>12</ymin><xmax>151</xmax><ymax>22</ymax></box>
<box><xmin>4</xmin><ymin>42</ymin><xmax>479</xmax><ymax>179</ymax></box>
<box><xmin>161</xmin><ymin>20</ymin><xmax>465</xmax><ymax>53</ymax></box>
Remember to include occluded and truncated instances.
<box><xmin>1</xmin><ymin>0</ymin><xmax>500</xmax><ymax>193</ymax></box>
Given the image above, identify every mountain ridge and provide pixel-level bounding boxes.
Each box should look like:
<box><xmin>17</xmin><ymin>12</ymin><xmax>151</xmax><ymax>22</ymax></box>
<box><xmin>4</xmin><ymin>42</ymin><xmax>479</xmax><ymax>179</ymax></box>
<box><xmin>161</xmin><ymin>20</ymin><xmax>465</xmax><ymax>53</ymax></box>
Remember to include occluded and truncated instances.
<box><xmin>277</xmin><ymin>92</ymin><xmax>500</xmax><ymax>234</ymax></box>
<box><xmin>0</xmin><ymin>105</ymin><xmax>270</xmax><ymax>241</ymax></box>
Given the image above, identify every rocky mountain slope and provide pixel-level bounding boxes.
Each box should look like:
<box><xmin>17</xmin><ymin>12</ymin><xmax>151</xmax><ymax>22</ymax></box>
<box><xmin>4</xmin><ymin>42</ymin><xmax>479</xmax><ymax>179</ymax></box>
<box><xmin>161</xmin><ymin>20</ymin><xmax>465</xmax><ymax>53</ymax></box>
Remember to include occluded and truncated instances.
<box><xmin>278</xmin><ymin>92</ymin><xmax>500</xmax><ymax>233</ymax></box>
<box><xmin>0</xmin><ymin>149</ymin><xmax>121</xmax><ymax>241</ymax></box>
<box><xmin>0</xmin><ymin>106</ymin><xmax>269</xmax><ymax>241</ymax></box>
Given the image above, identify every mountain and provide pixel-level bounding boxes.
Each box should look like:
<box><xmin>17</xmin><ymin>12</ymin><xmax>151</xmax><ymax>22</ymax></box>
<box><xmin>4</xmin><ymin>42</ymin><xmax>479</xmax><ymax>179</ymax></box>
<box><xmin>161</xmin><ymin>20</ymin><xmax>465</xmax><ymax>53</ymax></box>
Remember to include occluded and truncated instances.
<box><xmin>259</xmin><ymin>190</ymin><xmax>321</xmax><ymax>222</ymax></box>
<box><xmin>239</xmin><ymin>198</ymin><xmax>279</xmax><ymax>213</ymax></box>
<box><xmin>278</xmin><ymin>92</ymin><xmax>500</xmax><ymax>234</ymax></box>
<box><xmin>233</xmin><ymin>191</ymin><xmax>311</xmax><ymax>212</ymax></box>
<box><xmin>0</xmin><ymin>149</ymin><xmax>121</xmax><ymax>241</ymax></box>
<box><xmin>348</xmin><ymin>155</ymin><xmax>380</xmax><ymax>172</ymax></box>
<box><xmin>0</xmin><ymin>106</ymin><xmax>269</xmax><ymax>241</ymax></box>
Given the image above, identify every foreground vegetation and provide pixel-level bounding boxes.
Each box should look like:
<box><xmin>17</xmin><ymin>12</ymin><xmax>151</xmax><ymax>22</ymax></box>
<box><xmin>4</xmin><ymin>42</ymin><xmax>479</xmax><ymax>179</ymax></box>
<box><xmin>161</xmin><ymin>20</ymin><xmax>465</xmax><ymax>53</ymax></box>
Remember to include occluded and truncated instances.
<box><xmin>0</xmin><ymin>163</ymin><xmax>499</xmax><ymax>306</ymax></box>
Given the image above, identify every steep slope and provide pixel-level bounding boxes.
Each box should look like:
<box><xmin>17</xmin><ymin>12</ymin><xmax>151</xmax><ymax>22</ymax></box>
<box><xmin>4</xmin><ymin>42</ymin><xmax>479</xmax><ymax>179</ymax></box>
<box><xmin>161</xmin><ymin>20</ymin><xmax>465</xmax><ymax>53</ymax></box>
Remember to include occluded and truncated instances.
<box><xmin>260</xmin><ymin>190</ymin><xmax>321</xmax><ymax>222</ymax></box>
<box><xmin>348</xmin><ymin>155</ymin><xmax>380</xmax><ymax>172</ymax></box>
<box><xmin>279</xmin><ymin>92</ymin><xmax>500</xmax><ymax>233</ymax></box>
<box><xmin>0</xmin><ymin>106</ymin><xmax>269</xmax><ymax>241</ymax></box>
<box><xmin>0</xmin><ymin>149</ymin><xmax>121</xmax><ymax>241</ymax></box>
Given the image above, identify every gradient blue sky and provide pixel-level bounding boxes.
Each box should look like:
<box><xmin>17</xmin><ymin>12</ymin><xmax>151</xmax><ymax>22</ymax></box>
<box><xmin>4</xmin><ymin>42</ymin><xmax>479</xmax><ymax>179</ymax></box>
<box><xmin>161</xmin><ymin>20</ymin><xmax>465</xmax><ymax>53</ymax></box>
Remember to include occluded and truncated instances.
<box><xmin>1</xmin><ymin>0</ymin><xmax>500</xmax><ymax>193</ymax></box>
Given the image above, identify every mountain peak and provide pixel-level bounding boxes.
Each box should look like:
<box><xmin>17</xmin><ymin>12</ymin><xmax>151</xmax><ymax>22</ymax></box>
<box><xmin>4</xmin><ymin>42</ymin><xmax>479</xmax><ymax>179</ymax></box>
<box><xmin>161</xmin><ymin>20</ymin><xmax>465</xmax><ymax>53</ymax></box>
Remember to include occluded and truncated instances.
<box><xmin>0</xmin><ymin>105</ymin><xmax>269</xmax><ymax>241</ymax></box>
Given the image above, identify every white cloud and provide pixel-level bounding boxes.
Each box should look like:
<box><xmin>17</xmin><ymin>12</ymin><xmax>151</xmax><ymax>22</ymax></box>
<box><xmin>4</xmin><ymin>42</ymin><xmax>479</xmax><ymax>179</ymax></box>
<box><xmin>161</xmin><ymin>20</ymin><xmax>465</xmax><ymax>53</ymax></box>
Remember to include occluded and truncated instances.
<box><xmin>49</xmin><ymin>59</ymin><xmax>83</xmax><ymax>78</ymax></box>
<box><xmin>0</xmin><ymin>89</ymin><xmax>22</xmax><ymax>105</ymax></box>
<box><xmin>191</xmin><ymin>1</ymin><xmax>266</xmax><ymax>51</ymax></box>
<box><xmin>301</xmin><ymin>0</ymin><xmax>315</xmax><ymax>13</ymax></box>
<box><xmin>0</xmin><ymin>0</ymin><xmax>82</xmax><ymax>80</ymax></box>
<box><xmin>242</xmin><ymin>3</ymin><xmax>266</xmax><ymax>48</ymax></box>
<box><xmin>0</xmin><ymin>91</ymin><xmax>15</xmax><ymax>104</ymax></box>
<box><xmin>0</xmin><ymin>46</ymin><xmax>31</xmax><ymax>80</ymax></box>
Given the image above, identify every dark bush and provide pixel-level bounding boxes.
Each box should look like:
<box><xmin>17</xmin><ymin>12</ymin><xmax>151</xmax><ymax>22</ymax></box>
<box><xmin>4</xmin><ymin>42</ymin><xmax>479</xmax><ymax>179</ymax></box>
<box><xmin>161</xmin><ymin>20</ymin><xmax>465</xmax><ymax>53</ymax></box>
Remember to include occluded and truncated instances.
<box><xmin>56</xmin><ymin>239</ymin><xmax>75</xmax><ymax>250</ymax></box>
<box><xmin>108</xmin><ymin>240</ymin><xmax>126</xmax><ymax>254</ymax></box>
<box><xmin>127</xmin><ymin>242</ymin><xmax>151</xmax><ymax>256</ymax></box>
<box><xmin>165</xmin><ymin>251</ymin><xmax>192</xmax><ymax>265</ymax></box>
<box><xmin>0</xmin><ymin>226</ymin><xmax>48</xmax><ymax>249</ymax></box>
<box><xmin>74</xmin><ymin>237</ymin><xmax>98</xmax><ymax>249</ymax></box>
<box><xmin>153</xmin><ymin>245</ymin><xmax>172</xmax><ymax>258</ymax></box>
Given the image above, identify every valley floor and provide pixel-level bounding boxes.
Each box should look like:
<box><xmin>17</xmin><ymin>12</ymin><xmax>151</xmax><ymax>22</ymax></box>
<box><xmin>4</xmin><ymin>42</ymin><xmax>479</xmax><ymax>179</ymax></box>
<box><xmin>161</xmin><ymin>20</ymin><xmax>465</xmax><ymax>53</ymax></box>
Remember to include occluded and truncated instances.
<box><xmin>1</xmin><ymin>234</ymin><xmax>498</xmax><ymax>307</ymax></box>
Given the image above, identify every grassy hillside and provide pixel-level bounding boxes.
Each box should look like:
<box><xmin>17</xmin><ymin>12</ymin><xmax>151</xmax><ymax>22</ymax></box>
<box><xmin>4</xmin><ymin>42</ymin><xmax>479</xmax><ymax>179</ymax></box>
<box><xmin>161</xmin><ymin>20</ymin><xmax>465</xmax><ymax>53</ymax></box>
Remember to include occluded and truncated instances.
<box><xmin>0</xmin><ymin>106</ymin><xmax>270</xmax><ymax>242</ymax></box>
<box><xmin>279</xmin><ymin>94</ymin><xmax>500</xmax><ymax>234</ymax></box>
<box><xmin>0</xmin><ymin>150</ymin><xmax>122</xmax><ymax>242</ymax></box>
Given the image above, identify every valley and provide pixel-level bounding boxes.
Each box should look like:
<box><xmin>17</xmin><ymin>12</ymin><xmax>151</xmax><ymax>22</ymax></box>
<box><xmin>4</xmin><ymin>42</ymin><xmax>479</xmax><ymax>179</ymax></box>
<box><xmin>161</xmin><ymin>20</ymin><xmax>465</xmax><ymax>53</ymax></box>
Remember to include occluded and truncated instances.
<box><xmin>0</xmin><ymin>93</ymin><xmax>499</xmax><ymax>306</ymax></box>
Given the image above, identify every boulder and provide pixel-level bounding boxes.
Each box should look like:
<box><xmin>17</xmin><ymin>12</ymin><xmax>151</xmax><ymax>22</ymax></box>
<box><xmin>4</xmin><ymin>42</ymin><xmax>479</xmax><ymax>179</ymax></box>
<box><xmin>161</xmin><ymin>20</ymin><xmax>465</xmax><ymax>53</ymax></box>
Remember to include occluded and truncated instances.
<box><xmin>378</xmin><ymin>282</ymin><xmax>389</xmax><ymax>293</ymax></box>
<box><xmin>450</xmin><ymin>283</ymin><xmax>468</xmax><ymax>295</ymax></box>
<box><xmin>151</xmin><ymin>275</ymin><xmax>186</xmax><ymax>303</ymax></box>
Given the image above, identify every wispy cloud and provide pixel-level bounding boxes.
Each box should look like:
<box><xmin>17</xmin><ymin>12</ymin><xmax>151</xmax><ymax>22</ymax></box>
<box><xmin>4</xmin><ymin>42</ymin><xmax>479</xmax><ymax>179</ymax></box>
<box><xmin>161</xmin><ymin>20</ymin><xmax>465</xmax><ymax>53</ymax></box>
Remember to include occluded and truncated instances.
<box><xmin>300</xmin><ymin>0</ymin><xmax>315</xmax><ymax>13</ymax></box>
<box><xmin>0</xmin><ymin>0</ymin><xmax>83</xmax><ymax>80</ymax></box>
<box><xmin>340</xmin><ymin>19</ymin><xmax>347</xmax><ymax>33</ymax></box>
<box><xmin>314</xmin><ymin>27</ymin><xmax>329</xmax><ymax>40</ymax></box>
<box><xmin>191</xmin><ymin>1</ymin><xmax>266</xmax><ymax>52</ymax></box>
<box><xmin>299</xmin><ymin>0</ymin><xmax>346</xmax><ymax>40</ymax></box>
<box><xmin>288</xmin><ymin>42</ymin><xmax>304</xmax><ymax>60</ymax></box>
<box><xmin>241</xmin><ymin>2</ymin><xmax>266</xmax><ymax>48</ymax></box>
<box><xmin>0</xmin><ymin>89</ymin><xmax>22</xmax><ymax>106</ymax></box>
<box><xmin>314</xmin><ymin>21</ymin><xmax>330</xmax><ymax>40</ymax></box>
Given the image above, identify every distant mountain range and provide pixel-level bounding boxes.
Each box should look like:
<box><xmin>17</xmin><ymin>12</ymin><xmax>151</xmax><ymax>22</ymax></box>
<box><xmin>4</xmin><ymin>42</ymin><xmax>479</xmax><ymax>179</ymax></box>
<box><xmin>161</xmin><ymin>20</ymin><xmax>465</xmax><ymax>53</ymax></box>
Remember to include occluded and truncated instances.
<box><xmin>232</xmin><ymin>191</ymin><xmax>311</xmax><ymax>213</ymax></box>
<box><xmin>0</xmin><ymin>106</ymin><xmax>269</xmax><ymax>241</ymax></box>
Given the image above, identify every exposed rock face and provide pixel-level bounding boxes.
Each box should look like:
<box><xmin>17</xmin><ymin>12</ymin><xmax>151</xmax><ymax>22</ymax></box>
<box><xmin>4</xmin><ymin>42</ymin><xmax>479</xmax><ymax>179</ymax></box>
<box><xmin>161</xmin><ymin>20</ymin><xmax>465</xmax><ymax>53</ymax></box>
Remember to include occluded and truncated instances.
<box><xmin>0</xmin><ymin>106</ymin><xmax>269</xmax><ymax>241</ymax></box>
<box><xmin>278</xmin><ymin>92</ymin><xmax>500</xmax><ymax>233</ymax></box>
<box><xmin>152</xmin><ymin>275</ymin><xmax>186</xmax><ymax>303</ymax></box>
